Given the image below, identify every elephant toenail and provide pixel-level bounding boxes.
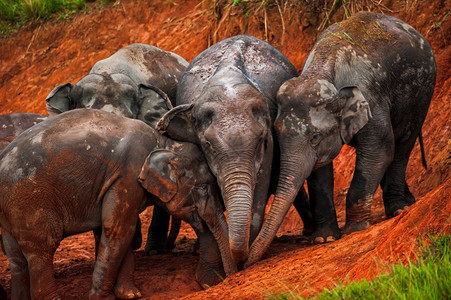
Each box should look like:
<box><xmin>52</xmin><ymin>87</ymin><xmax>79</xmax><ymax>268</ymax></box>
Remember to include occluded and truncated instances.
<box><xmin>326</xmin><ymin>236</ymin><xmax>336</xmax><ymax>242</ymax></box>
<box><xmin>314</xmin><ymin>237</ymin><xmax>325</xmax><ymax>243</ymax></box>
<box><xmin>393</xmin><ymin>209</ymin><xmax>403</xmax><ymax>216</ymax></box>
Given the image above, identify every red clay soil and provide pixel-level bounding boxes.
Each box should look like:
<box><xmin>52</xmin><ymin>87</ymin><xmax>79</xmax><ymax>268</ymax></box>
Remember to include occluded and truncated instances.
<box><xmin>0</xmin><ymin>0</ymin><xmax>449</xmax><ymax>299</ymax></box>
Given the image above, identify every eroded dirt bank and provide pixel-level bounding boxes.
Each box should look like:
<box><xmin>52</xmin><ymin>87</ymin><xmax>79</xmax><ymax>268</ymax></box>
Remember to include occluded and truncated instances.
<box><xmin>0</xmin><ymin>0</ymin><xmax>449</xmax><ymax>299</ymax></box>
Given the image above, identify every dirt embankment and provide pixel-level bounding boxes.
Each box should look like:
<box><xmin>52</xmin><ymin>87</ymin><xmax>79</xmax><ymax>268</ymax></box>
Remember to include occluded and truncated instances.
<box><xmin>0</xmin><ymin>0</ymin><xmax>449</xmax><ymax>299</ymax></box>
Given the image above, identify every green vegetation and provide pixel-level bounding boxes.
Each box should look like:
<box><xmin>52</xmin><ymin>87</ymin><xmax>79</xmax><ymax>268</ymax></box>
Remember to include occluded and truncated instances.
<box><xmin>0</xmin><ymin>0</ymin><xmax>112</xmax><ymax>34</ymax></box>
<box><xmin>270</xmin><ymin>235</ymin><xmax>451</xmax><ymax>300</ymax></box>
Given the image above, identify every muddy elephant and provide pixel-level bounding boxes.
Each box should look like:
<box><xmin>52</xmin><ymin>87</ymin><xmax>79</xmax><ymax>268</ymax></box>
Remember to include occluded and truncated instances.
<box><xmin>157</xmin><ymin>34</ymin><xmax>310</xmax><ymax>266</ymax></box>
<box><xmin>246</xmin><ymin>12</ymin><xmax>436</xmax><ymax>266</ymax></box>
<box><xmin>45</xmin><ymin>43</ymin><xmax>188</xmax><ymax>128</ymax></box>
<box><xmin>0</xmin><ymin>109</ymin><xmax>235</xmax><ymax>299</ymax></box>
<box><xmin>46</xmin><ymin>43</ymin><xmax>189</xmax><ymax>254</ymax></box>
<box><xmin>0</xmin><ymin>113</ymin><xmax>47</xmax><ymax>153</ymax></box>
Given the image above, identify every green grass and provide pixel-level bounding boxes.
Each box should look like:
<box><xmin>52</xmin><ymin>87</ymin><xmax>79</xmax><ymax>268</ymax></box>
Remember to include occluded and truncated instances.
<box><xmin>270</xmin><ymin>234</ymin><xmax>451</xmax><ymax>300</ymax></box>
<box><xmin>0</xmin><ymin>0</ymin><xmax>111</xmax><ymax>34</ymax></box>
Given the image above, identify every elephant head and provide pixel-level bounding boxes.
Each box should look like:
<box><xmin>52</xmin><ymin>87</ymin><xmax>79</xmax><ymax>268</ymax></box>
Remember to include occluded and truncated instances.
<box><xmin>157</xmin><ymin>79</ymin><xmax>274</xmax><ymax>266</ymax></box>
<box><xmin>138</xmin><ymin>143</ymin><xmax>238</xmax><ymax>281</ymax></box>
<box><xmin>247</xmin><ymin>78</ymin><xmax>372</xmax><ymax>266</ymax></box>
<box><xmin>45</xmin><ymin>75</ymin><xmax>172</xmax><ymax>128</ymax></box>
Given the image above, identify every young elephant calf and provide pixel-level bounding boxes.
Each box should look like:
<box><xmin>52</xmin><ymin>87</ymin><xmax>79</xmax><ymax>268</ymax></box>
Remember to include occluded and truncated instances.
<box><xmin>0</xmin><ymin>109</ymin><xmax>235</xmax><ymax>299</ymax></box>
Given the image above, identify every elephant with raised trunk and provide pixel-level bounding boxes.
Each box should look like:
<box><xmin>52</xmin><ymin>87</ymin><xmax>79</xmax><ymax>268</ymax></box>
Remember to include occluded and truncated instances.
<box><xmin>158</xmin><ymin>34</ymin><xmax>308</xmax><ymax>266</ymax></box>
<box><xmin>0</xmin><ymin>109</ymin><xmax>235</xmax><ymax>299</ymax></box>
<box><xmin>246</xmin><ymin>12</ymin><xmax>436</xmax><ymax>266</ymax></box>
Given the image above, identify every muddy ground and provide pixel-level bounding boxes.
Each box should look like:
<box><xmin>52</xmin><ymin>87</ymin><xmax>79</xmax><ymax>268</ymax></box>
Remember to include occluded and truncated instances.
<box><xmin>0</xmin><ymin>0</ymin><xmax>450</xmax><ymax>299</ymax></box>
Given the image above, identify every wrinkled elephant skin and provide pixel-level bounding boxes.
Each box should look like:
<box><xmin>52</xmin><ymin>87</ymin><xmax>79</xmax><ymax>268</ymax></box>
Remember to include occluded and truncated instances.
<box><xmin>247</xmin><ymin>12</ymin><xmax>436</xmax><ymax>266</ymax></box>
<box><xmin>46</xmin><ymin>43</ymin><xmax>189</xmax><ymax>260</ymax></box>
<box><xmin>0</xmin><ymin>113</ymin><xmax>47</xmax><ymax>153</ymax></box>
<box><xmin>158</xmin><ymin>34</ymin><xmax>300</xmax><ymax>266</ymax></box>
<box><xmin>45</xmin><ymin>43</ymin><xmax>188</xmax><ymax>128</ymax></box>
<box><xmin>0</xmin><ymin>109</ymin><xmax>233</xmax><ymax>299</ymax></box>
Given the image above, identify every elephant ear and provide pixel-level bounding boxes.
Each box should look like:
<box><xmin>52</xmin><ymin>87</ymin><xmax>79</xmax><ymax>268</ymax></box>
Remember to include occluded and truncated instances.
<box><xmin>137</xmin><ymin>84</ymin><xmax>174</xmax><ymax>128</ymax></box>
<box><xmin>156</xmin><ymin>104</ymin><xmax>198</xmax><ymax>144</ymax></box>
<box><xmin>339</xmin><ymin>87</ymin><xmax>372</xmax><ymax>144</ymax></box>
<box><xmin>45</xmin><ymin>83</ymin><xmax>73</xmax><ymax>116</ymax></box>
<box><xmin>138</xmin><ymin>150</ymin><xmax>178</xmax><ymax>203</ymax></box>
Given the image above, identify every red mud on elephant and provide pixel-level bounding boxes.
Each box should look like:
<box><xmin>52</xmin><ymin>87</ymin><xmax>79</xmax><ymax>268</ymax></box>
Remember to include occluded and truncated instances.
<box><xmin>0</xmin><ymin>0</ymin><xmax>449</xmax><ymax>299</ymax></box>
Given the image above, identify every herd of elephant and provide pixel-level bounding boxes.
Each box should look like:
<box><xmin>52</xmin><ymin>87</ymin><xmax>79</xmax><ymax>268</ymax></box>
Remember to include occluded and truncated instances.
<box><xmin>0</xmin><ymin>12</ymin><xmax>436</xmax><ymax>299</ymax></box>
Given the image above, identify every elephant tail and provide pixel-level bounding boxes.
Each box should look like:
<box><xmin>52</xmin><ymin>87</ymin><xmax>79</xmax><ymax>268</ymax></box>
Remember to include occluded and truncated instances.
<box><xmin>419</xmin><ymin>131</ymin><xmax>427</xmax><ymax>170</ymax></box>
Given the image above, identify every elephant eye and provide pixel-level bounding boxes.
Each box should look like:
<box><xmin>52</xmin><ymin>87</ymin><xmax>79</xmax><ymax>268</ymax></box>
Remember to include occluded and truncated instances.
<box><xmin>310</xmin><ymin>133</ymin><xmax>322</xmax><ymax>146</ymax></box>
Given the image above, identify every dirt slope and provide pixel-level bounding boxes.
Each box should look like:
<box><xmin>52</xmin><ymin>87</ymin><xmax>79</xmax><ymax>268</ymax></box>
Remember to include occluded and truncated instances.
<box><xmin>0</xmin><ymin>0</ymin><xmax>449</xmax><ymax>299</ymax></box>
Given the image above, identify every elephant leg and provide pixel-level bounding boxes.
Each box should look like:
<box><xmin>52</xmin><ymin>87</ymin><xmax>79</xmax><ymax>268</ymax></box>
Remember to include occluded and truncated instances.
<box><xmin>404</xmin><ymin>181</ymin><xmax>415</xmax><ymax>205</ymax></box>
<box><xmin>166</xmin><ymin>217</ymin><xmax>181</xmax><ymax>252</ymax></box>
<box><xmin>27</xmin><ymin>251</ymin><xmax>58</xmax><ymax>300</ymax></box>
<box><xmin>113</xmin><ymin>246</ymin><xmax>141</xmax><ymax>299</ymax></box>
<box><xmin>144</xmin><ymin>205</ymin><xmax>170</xmax><ymax>255</ymax></box>
<box><xmin>343</xmin><ymin>134</ymin><xmax>394</xmax><ymax>235</ymax></box>
<box><xmin>90</xmin><ymin>185</ymin><xmax>141</xmax><ymax>299</ymax></box>
<box><xmin>11</xmin><ymin>210</ymin><xmax>61</xmax><ymax>300</ymax></box>
<box><xmin>307</xmin><ymin>162</ymin><xmax>340</xmax><ymax>243</ymax></box>
<box><xmin>2</xmin><ymin>230</ymin><xmax>31</xmax><ymax>299</ymax></box>
<box><xmin>381</xmin><ymin>148</ymin><xmax>416</xmax><ymax>217</ymax></box>
<box><xmin>193</xmin><ymin>227</ymin><xmax>225</xmax><ymax>289</ymax></box>
<box><xmin>93</xmin><ymin>227</ymin><xmax>102</xmax><ymax>259</ymax></box>
<box><xmin>131</xmin><ymin>217</ymin><xmax>142</xmax><ymax>251</ymax></box>
<box><xmin>96</xmin><ymin>219</ymin><xmax>141</xmax><ymax>255</ymax></box>
<box><xmin>292</xmin><ymin>186</ymin><xmax>314</xmax><ymax>236</ymax></box>
<box><xmin>0</xmin><ymin>283</ymin><xmax>6</xmax><ymax>300</ymax></box>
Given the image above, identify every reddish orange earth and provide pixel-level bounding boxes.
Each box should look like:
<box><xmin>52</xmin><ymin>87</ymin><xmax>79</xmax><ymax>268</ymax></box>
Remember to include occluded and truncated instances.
<box><xmin>0</xmin><ymin>0</ymin><xmax>449</xmax><ymax>299</ymax></box>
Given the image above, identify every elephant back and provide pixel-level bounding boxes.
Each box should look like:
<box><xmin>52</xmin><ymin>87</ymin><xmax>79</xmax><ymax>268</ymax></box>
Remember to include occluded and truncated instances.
<box><xmin>177</xmin><ymin>35</ymin><xmax>298</xmax><ymax>113</ymax></box>
<box><xmin>91</xmin><ymin>43</ymin><xmax>189</xmax><ymax>103</ymax></box>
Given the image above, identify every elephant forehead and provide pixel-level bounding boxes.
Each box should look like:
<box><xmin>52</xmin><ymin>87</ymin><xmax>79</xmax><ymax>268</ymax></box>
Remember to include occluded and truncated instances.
<box><xmin>280</xmin><ymin>112</ymin><xmax>308</xmax><ymax>135</ymax></box>
<box><xmin>316</xmin><ymin>79</ymin><xmax>337</xmax><ymax>100</ymax></box>
<box><xmin>309</xmin><ymin>106</ymin><xmax>336</xmax><ymax>131</ymax></box>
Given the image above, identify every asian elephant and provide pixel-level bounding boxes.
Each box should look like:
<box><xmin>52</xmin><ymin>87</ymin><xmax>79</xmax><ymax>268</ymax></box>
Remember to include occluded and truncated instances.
<box><xmin>157</xmin><ymin>34</ymin><xmax>310</xmax><ymax>266</ymax></box>
<box><xmin>45</xmin><ymin>43</ymin><xmax>188</xmax><ymax>128</ymax></box>
<box><xmin>0</xmin><ymin>113</ymin><xmax>47</xmax><ymax>153</ymax></box>
<box><xmin>0</xmin><ymin>109</ymin><xmax>235</xmax><ymax>299</ymax></box>
<box><xmin>45</xmin><ymin>43</ymin><xmax>189</xmax><ymax>254</ymax></box>
<box><xmin>246</xmin><ymin>12</ymin><xmax>436</xmax><ymax>266</ymax></box>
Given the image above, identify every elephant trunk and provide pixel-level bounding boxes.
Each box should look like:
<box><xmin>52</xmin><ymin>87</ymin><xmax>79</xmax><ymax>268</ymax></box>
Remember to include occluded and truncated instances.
<box><xmin>246</xmin><ymin>149</ymin><xmax>316</xmax><ymax>267</ymax></box>
<box><xmin>220</xmin><ymin>161</ymin><xmax>254</xmax><ymax>266</ymax></box>
<box><xmin>206</xmin><ymin>208</ymin><xmax>238</xmax><ymax>276</ymax></box>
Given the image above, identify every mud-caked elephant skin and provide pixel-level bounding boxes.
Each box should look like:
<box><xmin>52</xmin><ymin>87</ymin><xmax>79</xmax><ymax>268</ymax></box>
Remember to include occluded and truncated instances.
<box><xmin>46</xmin><ymin>43</ymin><xmax>189</xmax><ymax>258</ymax></box>
<box><xmin>246</xmin><ymin>12</ymin><xmax>436</xmax><ymax>266</ymax></box>
<box><xmin>0</xmin><ymin>113</ymin><xmax>47</xmax><ymax>153</ymax></box>
<box><xmin>158</xmin><ymin>34</ymin><xmax>302</xmax><ymax>266</ymax></box>
<box><xmin>0</xmin><ymin>109</ymin><xmax>234</xmax><ymax>299</ymax></box>
<box><xmin>45</xmin><ymin>43</ymin><xmax>188</xmax><ymax>128</ymax></box>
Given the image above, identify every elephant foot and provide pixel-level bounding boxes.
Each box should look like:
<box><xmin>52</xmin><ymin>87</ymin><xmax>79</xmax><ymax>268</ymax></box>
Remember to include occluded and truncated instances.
<box><xmin>392</xmin><ymin>208</ymin><xmax>407</xmax><ymax>217</ymax></box>
<box><xmin>385</xmin><ymin>200</ymin><xmax>410</xmax><ymax>218</ymax></box>
<box><xmin>342</xmin><ymin>220</ymin><xmax>371</xmax><ymax>236</ymax></box>
<box><xmin>88</xmin><ymin>290</ymin><xmax>116</xmax><ymax>300</ymax></box>
<box><xmin>114</xmin><ymin>284</ymin><xmax>142</xmax><ymax>300</ymax></box>
<box><xmin>195</xmin><ymin>262</ymin><xmax>225</xmax><ymax>290</ymax></box>
<box><xmin>313</xmin><ymin>222</ymin><xmax>340</xmax><ymax>244</ymax></box>
<box><xmin>343</xmin><ymin>198</ymin><xmax>372</xmax><ymax>236</ymax></box>
<box><xmin>302</xmin><ymin>220</ymin><xmax>314</xmax><ymax>236</ymax></box>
